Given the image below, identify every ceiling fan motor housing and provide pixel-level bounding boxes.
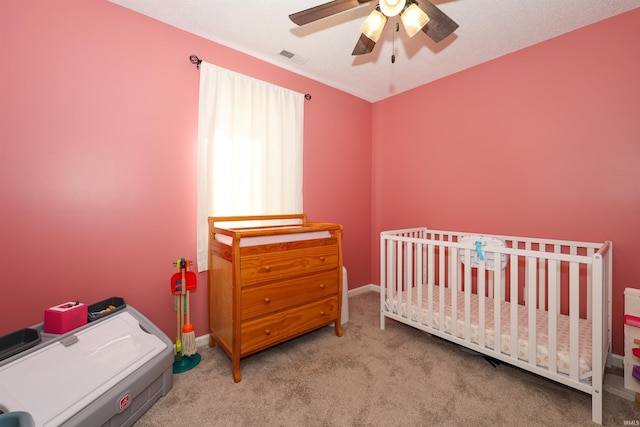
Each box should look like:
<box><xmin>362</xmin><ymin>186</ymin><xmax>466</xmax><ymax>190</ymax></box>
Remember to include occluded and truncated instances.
<box><xmin>379</xmin><ymin>0</ymin><xmax>406</xmax><ymax>17</ymax></box>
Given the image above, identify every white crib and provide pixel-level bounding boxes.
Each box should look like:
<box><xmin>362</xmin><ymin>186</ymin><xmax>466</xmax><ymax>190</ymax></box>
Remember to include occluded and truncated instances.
<box><xmin>380</xmin><ymin>228</ymin><xmax>612</xmax><ymax>425</ymax></box>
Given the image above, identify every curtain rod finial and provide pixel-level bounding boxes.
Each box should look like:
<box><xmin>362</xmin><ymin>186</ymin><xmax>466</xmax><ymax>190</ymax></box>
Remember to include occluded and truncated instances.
<box><xmin>189</xmin><ymin>54</ymin><xmax>202</xmax><ymax>69</ymax></box>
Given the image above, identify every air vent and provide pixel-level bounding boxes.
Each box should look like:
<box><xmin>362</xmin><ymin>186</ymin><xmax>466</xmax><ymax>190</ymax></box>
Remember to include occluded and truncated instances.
<box><xmin>279</xmin><ymin>50</ymin><xmax>308</xmax><ymax>65</ymax></box>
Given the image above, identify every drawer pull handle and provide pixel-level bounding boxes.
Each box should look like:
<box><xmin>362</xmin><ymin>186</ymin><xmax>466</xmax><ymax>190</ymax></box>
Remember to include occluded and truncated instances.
<box><xmin>319</xmin><ymin>311</ymin><xmax>325</xmax><ymax>316</ymax></box>
<box><xmin>264</xmin><ymin>329</ymin><xmax>271</xmax><ymax>336</ymax></box>
<box><xmin>319</xmin><ymin>283</ymin><xmax>325</xmax><ymax>289</ymax></box>
<box><xmin>319</xmin><ymin>257</ymin><xmax>325</xmax><ymax>262</ymax></box>
<box><xmin>264</xmin><ymin>266</ymin><xmax>271</xmax><ymax>272</ymax></box>
<box><xmin>264</xmin><ymin>297</ymin><xmax>271</xmax><ymax>304</ymax></box>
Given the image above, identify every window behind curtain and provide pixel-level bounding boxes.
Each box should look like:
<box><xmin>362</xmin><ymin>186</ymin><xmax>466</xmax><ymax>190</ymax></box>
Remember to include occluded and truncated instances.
<box><xmin>196</xmin><ymin>62</ymin><xmax>304</xmax><ymax>271</ymax></box>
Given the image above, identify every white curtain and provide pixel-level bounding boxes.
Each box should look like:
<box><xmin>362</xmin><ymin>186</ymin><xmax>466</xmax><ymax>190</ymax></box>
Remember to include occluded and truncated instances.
<box><xmin>196</xmin><ymin>62</ymin><xmax>304</xmax><ymax>271</ymax></box>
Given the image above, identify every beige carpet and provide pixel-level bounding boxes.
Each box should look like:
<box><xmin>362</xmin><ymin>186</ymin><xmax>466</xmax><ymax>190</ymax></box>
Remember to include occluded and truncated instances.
<box><xmin>135</xmin><ymin>292</ymin><xmax>638</xmax><ymax>426</ymax></box>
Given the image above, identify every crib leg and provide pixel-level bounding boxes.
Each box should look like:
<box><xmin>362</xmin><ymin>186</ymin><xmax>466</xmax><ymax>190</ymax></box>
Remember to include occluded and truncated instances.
<box><xmin>380</xmin><ymin>312</ymin><xmax>386</xmax><ymax>330</ymax></box>
<box><xmin>592</xmin><ymin>389</ymin><xmax>602</xmax><ymax>425</ymax></box>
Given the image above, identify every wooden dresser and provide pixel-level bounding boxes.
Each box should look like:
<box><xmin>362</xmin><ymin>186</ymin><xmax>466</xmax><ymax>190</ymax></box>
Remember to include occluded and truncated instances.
<box><xmin>208</xmin><ymin>214</ymin><xmax>343</xmax><ymax>382</ymax></box>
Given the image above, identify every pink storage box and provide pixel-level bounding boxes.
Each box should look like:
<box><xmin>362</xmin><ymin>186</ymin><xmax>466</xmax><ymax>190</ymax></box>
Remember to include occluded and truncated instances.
<box><xmin>44</xmin><ymin>302</ymin><xmax>88</xmax><ymax>334</ymax></box>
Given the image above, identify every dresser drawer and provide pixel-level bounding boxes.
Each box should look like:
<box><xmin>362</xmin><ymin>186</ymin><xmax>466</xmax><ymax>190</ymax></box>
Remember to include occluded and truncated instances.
<box><xmin>241</xmin><ymin>271</ymin><xmax>338</xmax><ymax>320</ymax></box>
<box><xmin>240</xmin><ymin>297</ymin><xmax>338</xmax><ymax>355</ymax></box>
<box><xmin>240</xmin><ymin>244</ymin><xmax>338</xmax><ymax>286</ymax></box>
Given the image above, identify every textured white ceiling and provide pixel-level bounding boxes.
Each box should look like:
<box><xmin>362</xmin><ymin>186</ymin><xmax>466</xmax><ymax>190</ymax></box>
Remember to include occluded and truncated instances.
<box><xmin>108</xmin><ymin>0</ymin><xmax>640</xmax><ymax>102</ymax></box>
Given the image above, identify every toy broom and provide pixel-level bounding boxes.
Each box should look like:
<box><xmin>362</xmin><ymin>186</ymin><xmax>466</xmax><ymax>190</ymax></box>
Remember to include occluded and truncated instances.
<box><xmin>181</xmin><ymin>260</ymin><xmax>197</xmax><ymax>356</ymax></box>
<box><xmin>170</xmin><ymin>258</ymin><xmax>201</xmax><ymax>373</ymax></box>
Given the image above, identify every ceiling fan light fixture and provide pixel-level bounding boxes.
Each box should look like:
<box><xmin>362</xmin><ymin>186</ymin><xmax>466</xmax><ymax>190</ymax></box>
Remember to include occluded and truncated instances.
<box><xmin>379</xmin><ymin>0</ymin><xmax>406</xmax><ymax>17</ymax></box>
<box><xmin>401</xmin><ymin>3</ymin><xmax>430</xmax><ymax>38</ymax></box>
<box><xmin>359</xmin><ymin>9</ymin><xmax>387</xmax><ymax>43</ymax></box>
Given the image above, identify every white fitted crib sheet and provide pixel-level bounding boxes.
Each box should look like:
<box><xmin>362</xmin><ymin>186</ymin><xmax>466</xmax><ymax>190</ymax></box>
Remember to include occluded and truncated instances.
<box><xmin>386</xmin><ymin>284</ymin><xmax>592</xmax><ymax>380</ymax></box>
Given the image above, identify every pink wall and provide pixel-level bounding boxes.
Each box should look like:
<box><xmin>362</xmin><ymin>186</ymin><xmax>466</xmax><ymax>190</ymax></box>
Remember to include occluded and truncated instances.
<box><xmin>1</xmin><ymin>0</ymin><xmax>637</xmax><ymax>358</ymax></box>
<box><xmin>372</xmin><ymin>9</ymin><xmax>640</xmax><ymax>355</ymax></box>
<box><xmin>0</xmin><ymin>1</ymin><xmax>372</xmax><ymax>340</ymax></box>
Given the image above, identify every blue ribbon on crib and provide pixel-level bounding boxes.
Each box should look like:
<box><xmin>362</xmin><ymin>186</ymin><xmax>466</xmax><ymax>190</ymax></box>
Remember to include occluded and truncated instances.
<box><xmin>475</xmin><ymin>241</ymin><xmax>485</xmax><ymax>261</ymax></box>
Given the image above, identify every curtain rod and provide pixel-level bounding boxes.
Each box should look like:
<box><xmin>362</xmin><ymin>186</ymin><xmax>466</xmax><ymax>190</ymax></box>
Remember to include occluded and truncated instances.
<box><xmin>189</xmin><ymin>54</ymin><xmax>312</xmax><ymax>100</ymax></box>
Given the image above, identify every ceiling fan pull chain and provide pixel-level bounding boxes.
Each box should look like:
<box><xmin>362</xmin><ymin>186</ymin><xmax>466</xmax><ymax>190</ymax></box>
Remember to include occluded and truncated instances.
<box><xmin>391</xmin><ymin>20</ymin><xmax>400</xmax><ymax>63</ymax></box>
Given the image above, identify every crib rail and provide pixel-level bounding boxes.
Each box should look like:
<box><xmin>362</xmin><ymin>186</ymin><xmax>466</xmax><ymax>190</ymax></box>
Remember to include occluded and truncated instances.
<box><xmin>380</xmin><ymin>228</ymin><xmax>612</xmax><ymax>425</ymax></box>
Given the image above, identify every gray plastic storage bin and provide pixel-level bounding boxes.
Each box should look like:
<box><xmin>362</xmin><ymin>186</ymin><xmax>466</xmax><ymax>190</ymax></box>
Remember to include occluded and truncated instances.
<box><xmin>0</xmin><ymin>306</ymin><xmax>173</xmax><ymax>427</ymax></box>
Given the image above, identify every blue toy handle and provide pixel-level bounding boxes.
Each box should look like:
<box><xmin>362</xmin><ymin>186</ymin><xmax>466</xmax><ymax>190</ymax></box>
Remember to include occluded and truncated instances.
<box><xmin>475</xmin><ymin>241</ymin><xmax>485</xmax><ymax>261</ymax></box>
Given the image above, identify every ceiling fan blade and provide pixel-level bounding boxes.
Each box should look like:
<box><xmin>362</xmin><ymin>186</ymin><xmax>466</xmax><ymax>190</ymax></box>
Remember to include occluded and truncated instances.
<box><xmin>289</xmin><ymin>0</ymin><xmax>373</xmax><ymax>26</ymax></box>
<box><xmin>352</xmin><ymin>33</ymin><xmax>377</xmax><ymax>55</ymax></box>
<box><xmin>415</xmin><ymin>0</ymin><xmax>459</xmax><ymax>43</ymax></box>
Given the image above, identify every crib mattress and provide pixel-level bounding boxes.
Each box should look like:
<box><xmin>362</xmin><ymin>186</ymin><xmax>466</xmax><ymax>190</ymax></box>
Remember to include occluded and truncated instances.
<box><xmin>386</xmin><ymin>285</ymin><xmax>592</xmax><ymax>380</ymax></box>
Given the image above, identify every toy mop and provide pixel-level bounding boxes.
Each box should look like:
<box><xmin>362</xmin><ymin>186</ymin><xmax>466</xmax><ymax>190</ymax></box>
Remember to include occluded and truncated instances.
<box><xmin>170</xmin><ymin>258</ymin><xmax>201</xmax><ymax>373</ymax></box>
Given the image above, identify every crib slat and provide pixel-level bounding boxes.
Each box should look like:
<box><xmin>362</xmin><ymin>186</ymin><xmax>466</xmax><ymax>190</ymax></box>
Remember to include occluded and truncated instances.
<box><xmin>450</xmin><ymin>246</ymin><xmax>458</xmax><ymax>337</ymax></box>
<box><xmin>426</xmin><ymin>245</ymin><xmax>435</xmax><ymax>326</ymax></box>
<box><xmin>380</xmin><ymin>234</ymin><xmax>387</xmax><ymax>330</ymax></box>
<box><xmin>586</xmin><ymin>246</ymin><xmax>594</xmax><ymax>321</ymax></box>
<box><xmin>435</xmin><ymin>242</ymin><xmax>443</xmax><ymax>330</ymax></box>
<box><xmin>417</xmin><ymin>242</ymin><xmax>424</xmax><ymax>320</ymax></box>
<box><xmin>554</xmin><ymin>244</ymin><xmax>561</xmax><ymax>315</ymax></box>
<box><xmin>524</xmin><ymin>241</ymin><xmax>531</xmax><ymax>304</ymax></box>
<box><xmin>438</xmin><ymin>246</ymin><xmax>447</xmax><ymax>331</ymax></box>
<box><xmin>527</xmin><ymin>257</ymin><xmax>537</xmax><ymax>365</ymax></box>
<box><xmin>406</xmin><ymin>241</ymin><xmax>413</xmax><ymax>320</ymax></box>
<box><xmin>510</xmin><ymin>254</ymin><xmax>519</xmax><ymax>359</ymax></box>
<box><xmin>493</xmin><ymin>261</ymin><xmax>502</xmax><ymax>354</ymax></box>
<box><xmin>456</xmin><ymin>255</ymin><xmax>462</xmax><ymax>292</ymax></box>
<box><xmin>406</xmin><ymin>243</ymin><xmax>422</xmax><ymax>321</ymax></box>
<box><xmin>570</xmin><ymin>261</ymin><xmax>580</xmax><ymax>381</ymax></box>
<box><xmin>488</xmin><ymin>271</ymin><xmax>494</xmax><ymax>298</ymax></box>
<box><xmin>437</xmin><ymin>241</ymin><xmax>444</xmax><ymax>286</ymax></box>
<box><xmin>463</xmin><ymin>248</ymin><xmax>472</xmax><ymax>341</ymax></box>
<box><xmin>547</xmin><ymin>259</ymin><xmax>558</xmax><ymax>375</ymax></box>
<box><xmin>501</xmin><ymin>269</ymin><xmax>506</xmax><ymax>303</ymax></box>
<box><xmin>538</xmin><ymin>247</ymin><xmax>546</xmax><ymax>310</ymax></box>
<box><xmin>478</xmin><ymin>261</ymin><xmax>486</xmax><ymax>348</ymax></box>
<box><xmin>402</xmin><ymin>240</ymin><xmax>408</xmax><ymax>311</ymax></box>
<box><xmin>387</xmin><ymin>239</ymin><xmax>395</xmax><ymax>310</ymax></box>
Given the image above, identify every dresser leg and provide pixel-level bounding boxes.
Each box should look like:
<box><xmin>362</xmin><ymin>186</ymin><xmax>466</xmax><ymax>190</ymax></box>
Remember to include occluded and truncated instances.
<box><xmin>208</xmin><ymin>333</ymin><xmax>216</xmax><ymax>348</ymax></box>
<box><xmin>233</xmin><ymin>358</ymin><xmax>242</xmax><ymax>383</ymax></box>
<box><xmin>334</xmin><ymin>322</ymin><xmax>343</xmax><ymax>337</ymax></box>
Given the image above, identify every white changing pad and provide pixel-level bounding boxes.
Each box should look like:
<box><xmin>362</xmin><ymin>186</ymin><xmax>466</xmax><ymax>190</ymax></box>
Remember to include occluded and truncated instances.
<box><xmin>215</xmin><ymin>229</ymin><xmax>331</xmax><ymax>247</ymax></box>
<box><xmin>386</xmin><ymin>284</ymin><xmax>592</xmax><ymax>381</ymax></box>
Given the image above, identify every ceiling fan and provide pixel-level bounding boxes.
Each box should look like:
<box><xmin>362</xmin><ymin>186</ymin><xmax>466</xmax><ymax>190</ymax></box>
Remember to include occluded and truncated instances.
<box><xmin>289</xmin><ymin>0</ymin><xmax>459</xmax><ymax>56</ymax></box>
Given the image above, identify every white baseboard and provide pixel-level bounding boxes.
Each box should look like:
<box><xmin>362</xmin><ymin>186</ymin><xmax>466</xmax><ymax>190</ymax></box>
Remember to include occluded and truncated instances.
<box><xmin>348</xmin><ymin>284</ymin><xmax>379</xmax><ymax>296</ymax></box>
<box><xmin>602</xmin><ymin>353</ymin><xmax>636</xmax><ymax>401</ymax></box>
<box><xmin>195</xmin><ymin>334</ymin><xmax>209</xmax><ymax>348</ymax></box>
<box><xmin>610</xmin><ymin>353</ymin><xmax>623</xmax><ymax>370</ymax></box>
